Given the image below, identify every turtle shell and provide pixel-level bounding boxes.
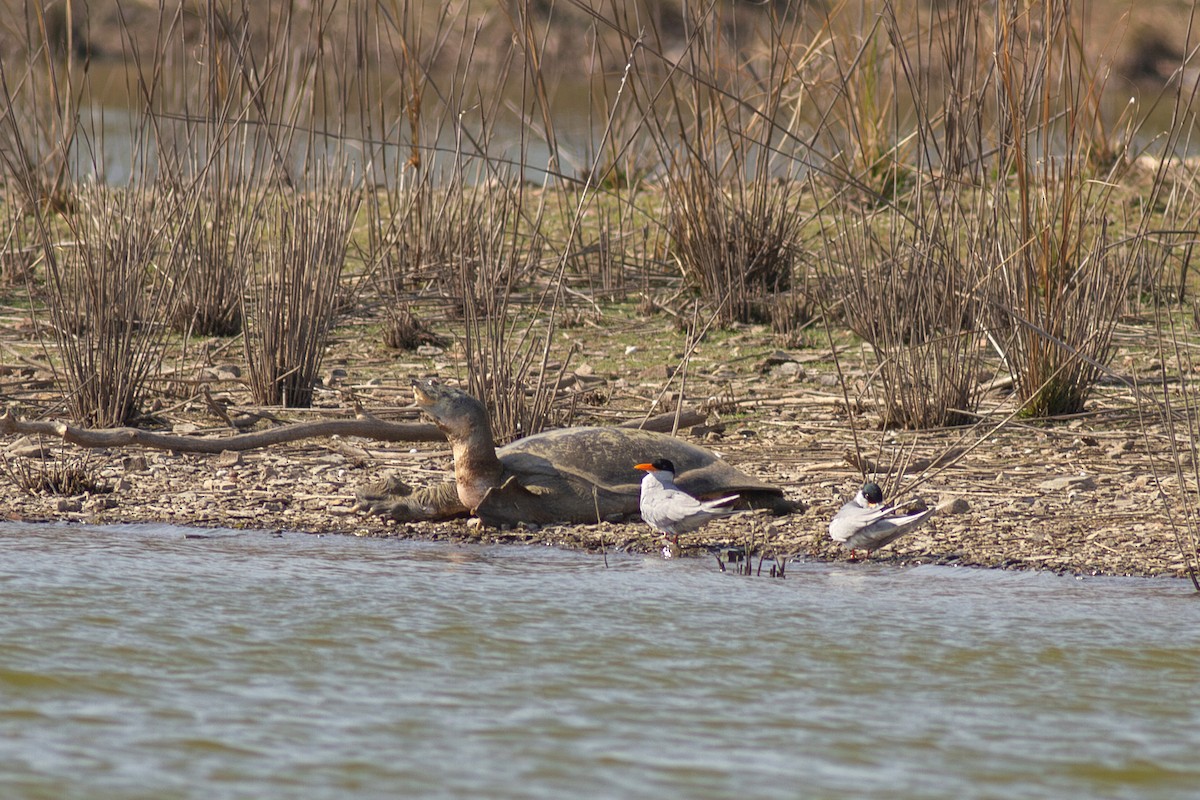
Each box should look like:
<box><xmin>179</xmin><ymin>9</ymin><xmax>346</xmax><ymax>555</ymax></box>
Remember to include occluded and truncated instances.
<box><xmin>473</xmin><ymin>425</ymin><xmax>786</xmax><ymax>527</ymax></box>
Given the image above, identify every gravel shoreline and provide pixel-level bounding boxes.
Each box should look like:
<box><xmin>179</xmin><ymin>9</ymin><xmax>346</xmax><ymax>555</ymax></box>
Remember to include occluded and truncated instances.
<box><xmin>3</xmin><ymin>409</ymin><xmax>1193</xmax><ymax>580</ymax></box>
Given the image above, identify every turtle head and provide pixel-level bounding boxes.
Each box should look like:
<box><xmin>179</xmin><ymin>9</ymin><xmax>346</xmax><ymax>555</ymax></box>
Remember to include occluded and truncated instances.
<box><xmin>411</xmin><ymin>379</ymin><xmax>489</xmax><ymax>441</ymax></box>
<box><xmin>635</xmin><ymin>458</ymin><xmax>676</xmax><ymax>475</ymax></box>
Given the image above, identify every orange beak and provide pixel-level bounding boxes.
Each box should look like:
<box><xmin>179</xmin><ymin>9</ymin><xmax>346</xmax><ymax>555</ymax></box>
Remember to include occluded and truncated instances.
<box><xmin>634</xmin><ymin>463</ymin><xmax>654</xmax><ymax>472</ymax></box>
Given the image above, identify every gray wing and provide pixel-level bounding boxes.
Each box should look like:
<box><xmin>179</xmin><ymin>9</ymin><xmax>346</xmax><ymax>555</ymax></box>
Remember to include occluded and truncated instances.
<box><xmin>862</xmin><ymin>507</ymin><xmax>935</xmax><ymax>549</ymax></box>
<box><xmin>828</xmin><ymin>501</ymin><xmax>891</xmax><ymax>543</ymax></box>
<box><xmin>833</xmin><ymin>506</ymin><xmax>935</xmax><ymax>550</ymax></box>
<box><xmin>645</xmin><ymin>489</ymin><xmax>737</xmax><ymax>533</ymax></box>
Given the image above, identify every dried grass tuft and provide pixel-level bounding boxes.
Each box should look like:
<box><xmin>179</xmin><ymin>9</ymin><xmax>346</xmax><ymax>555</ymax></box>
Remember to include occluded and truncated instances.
<box><xmin>383</xmin><ymin>308</ymin><xmax>447</xmax><ymax>351</ymax></box>
<box><xmin>830</xmin><ymin>204</ymin><xmax>986</xmax><ymax>429</ymax></box>
<box><xmin>243</xmin><ymin>183</ymin><xmax>360</xmax><ymax>408</ymax></box>
<box><xmin>39</xmin><ymin>186</ymin><xmax>186</xmax><ymax>427</ymax></box>
<box><xmin>1</xmin><ymin>449</ymin><xmax>109</xmax><ymax>497</ymax></box>
<box><xmin>983</xmin><ymin>4</ymin><xmax>1136</xmax><ymax>417</ymax></box>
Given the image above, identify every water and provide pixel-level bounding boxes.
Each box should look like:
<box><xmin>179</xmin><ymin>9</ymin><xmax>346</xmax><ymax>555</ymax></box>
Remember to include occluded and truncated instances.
<box><xmin>1</xmin><ymin>523</ymin><xmax>1198</xmax><ymax>800</ymax></box>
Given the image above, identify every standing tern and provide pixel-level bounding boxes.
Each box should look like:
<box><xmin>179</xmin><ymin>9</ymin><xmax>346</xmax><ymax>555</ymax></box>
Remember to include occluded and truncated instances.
<box><xmin>635</xmin><ymin>459</ymin><xmax>740</xmax><ymax>557</ymax></box>
<box><xmin>828</xmin><ymin>481</ymin><xmax>935</xmax><ymax>558</ymax></box>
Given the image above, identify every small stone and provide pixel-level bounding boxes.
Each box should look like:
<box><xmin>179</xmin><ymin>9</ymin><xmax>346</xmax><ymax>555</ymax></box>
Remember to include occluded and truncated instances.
<box><xmin>1129</xmin><ymin>475</ymin><xmax>1156</xmax><ymax>491</ymax></box>
<box><xmin>84</xmin><ymin>496</ymin><xmax>118</xmax><ymax>512</ymax></box>
<box><xmin>56</xmin><ymin>498</ymin><xmax>82</xmax><ymax>512</ymax></box>
<box><xmin>1106</xmin><ymin>440</ymin><xmax>1135</xmax><ymax>458</ymax></box>
<box><xmin>771</xmin><ymin>361</ymin><xmax>806</xmax><ymax>380</ymax></box>
<box><xmin>758</xmin><ymin>350</ymin><xmax>799</xmax><ymax>370</ymax></box>
<box><xmin>123</xmin><ymin>455</ymin><xmax>149</xmax><ymax>473</ymax></box>
<box><xmin>939</xmin><ymin>497</ymin><xmax>971</xmax><ymax>515</ymax></box>
<box><xmin>217</xmin><ymin>450</ymin><xmax>242</xmax><ymax>467</ymax></box>
<box><xmin>203</xmin><ymin>365</ymin><xmax>242</xmax><ymax>381</ymax></box>
<box><xmin>1037</xmin><ymin>475</ymin><xmax>1096</xmax><ymax>492</ymax></box>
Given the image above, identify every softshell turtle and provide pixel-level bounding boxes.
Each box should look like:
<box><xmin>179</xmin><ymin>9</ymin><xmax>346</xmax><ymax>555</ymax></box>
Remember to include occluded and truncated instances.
<box><xmin>355</xmin><ymin>379</ymin><xmax>797</xmax><ymax>527</ymax></box>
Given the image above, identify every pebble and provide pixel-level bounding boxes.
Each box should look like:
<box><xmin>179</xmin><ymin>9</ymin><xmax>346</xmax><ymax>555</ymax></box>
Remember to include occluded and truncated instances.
<box><xmin>939</xmin><ymin>497</ymin><xmax>971</xmax><ymax>515</ymax></box>
<box><xmin>217</xmin><ymin>451</ymin><xmax>242</xmax><ymax>467</ymax></box>
<box><xmin>1037</xmin><ymin>475</ymin><xmax>1097</xmax><ymax>492</ymax></box>
<box><xmin>123</xmin><ymin>455</ymin><xmax>149</xmax><ymax>472</ymax></box>
<box><xmin>770</xmin><ymin>362</ymin><xmax>806</xmax><ymax>381</ymax></box>
<box><xmin>84</xmin><ymin>496</ymin><xmax>118</xmax><ymax>512</ymax></box>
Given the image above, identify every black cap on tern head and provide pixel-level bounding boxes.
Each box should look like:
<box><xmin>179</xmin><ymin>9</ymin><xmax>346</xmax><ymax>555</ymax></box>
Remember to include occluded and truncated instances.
<box><xmin>861</xmin><ymin>482</ymin><xmax>884</xmax><ymax>504</ymax></box>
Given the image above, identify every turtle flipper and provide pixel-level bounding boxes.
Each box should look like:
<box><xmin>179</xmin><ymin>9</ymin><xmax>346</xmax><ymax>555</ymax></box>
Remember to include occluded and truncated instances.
<box><xmin>354</xmin><ymin>479</ymin><xmax>467</xmax><ymax>521</ymax></box>
<box><xmin>472</xmin><ymin>475</ymin><xmax>564</xmax><ymax>526</ymax></box>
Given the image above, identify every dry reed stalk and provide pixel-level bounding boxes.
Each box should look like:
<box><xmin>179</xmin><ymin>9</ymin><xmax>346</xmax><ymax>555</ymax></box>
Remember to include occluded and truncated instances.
<box><xmin>243</xmin><ymin>183</ymin><xmax>360</xmax><ymax>408</ymax></box>
<box><xmin>814</xmin><ymin>3</ymin><xmax>995</xmax><ymax>429</ymax></box>
<box><xmin>0</xmin><ymin>2</ymin><xmax>84</xmax><ymax>209</ymax></box>
<box><xmin>833</xmin><ymin>220</ymin><xmax>986</xmax><ymax>428</ymax></box>
<box><xmin>628</xmin><ymin>0</ymin><xmax>814</xmax><ymax>325</ymax></box>
<box><xmin>0</xmin><ymin>448</ymin><xmax>108</xmax><ymax>497</ymax></box>
<box><xmin>169</xmin><ymin>185</ymin><xmax>260</xmax><ymax>337</ymax></box>
<box><xmin>0</xmin><ymin>200</ymin><xmax>39</xmax><ymax>288</ymax></box>
<box><xmin>985</xmin><ymin>2</ymin><xmax>1135</xmax><ymax>417</ymax></box>
<box><xmin>146</xmin><ymin>1</ymin><xmax>272</xmax><ymax>338</ymax></box>
<box><xmin>369</xmin><ymin>177</ymin><xmax>493</xmax><ymax>316</ymax></box>
<box><xmin>456</xmin><ymin>172</ymin><xmax>570</xmax><ymax>441</ymax></box>
<box><xmin>41</xmin><ymin>185</ymin><xmax>188</xmax><ymax>427</ymax></box>
<box><xmin>666</xmin><ymin>169</ymin><xmax>800</xmax><ymax>324</ymax></box>
<box><xmin>1139</xmin><ymin>272</ymin><xmax>1200</xmax><ymax>590</ymax></box>
<box><xmin>1120</xmin><ymin>51</ymin><xmax>1200</xmax><ymax>590</ymax></box>
<box><xmin>820</xmin><ymin>6</ymin><xmax>916</xmax><ymax>200</ymax></box>
<box><xmin>358</xmin><ymin>0</ymin><xmax>613</xmax><ymax>439</ymax></box>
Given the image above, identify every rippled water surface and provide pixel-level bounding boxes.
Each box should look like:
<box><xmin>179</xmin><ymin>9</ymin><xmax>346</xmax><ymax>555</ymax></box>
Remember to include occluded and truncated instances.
<box><xmin>1</xmin><ymin>522</ymin><xmax>1198</xmax><ymax>800</ymax></box>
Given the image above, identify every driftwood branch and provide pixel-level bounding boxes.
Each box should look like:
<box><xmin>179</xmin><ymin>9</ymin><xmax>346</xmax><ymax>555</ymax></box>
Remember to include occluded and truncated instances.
<box><xmin>0</xmin><ymin>408</ymin><xmax>707</xmax><ymax>455</ymax></box>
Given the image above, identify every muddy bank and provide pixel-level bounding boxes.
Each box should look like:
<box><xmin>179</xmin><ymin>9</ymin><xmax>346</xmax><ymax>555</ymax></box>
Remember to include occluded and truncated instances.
<box><xmin>2</xmin><ymin>396</ymin><xmax>1190</xmax><ymax>580</ymax></box>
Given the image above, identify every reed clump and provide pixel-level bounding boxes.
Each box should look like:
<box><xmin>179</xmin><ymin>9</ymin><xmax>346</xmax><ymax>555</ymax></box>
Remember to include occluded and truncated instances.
<box><xmin>243</xmin><ymin>183</ymin><xmax>360</xmax><ymax>408</ymax></box>
<box><xmin>37</xmin><ymin>185</ymin><xmax>186</xmax><ymax>427</ymax></box>
<box><xmin>830</xmin><ymin>211</ymin><xmax>985</xmax><ymax>429</ymax></box>
<box><xmin>1</xmin><ymin>450</ymin><xmax>108</xmax><ymax>497</ymax></box>
<box><xmin>628</xmin><ymin>0</ymin><xmax>813</xmax><ymax>326</ymax></box>
<box><xmin>667</xmin><ymin>171</ymin><xmax>798</xmax><ymax>325</ymax></box>
<box><xmin>456</xmin><ymin>174</ymin><xmax>569</xmax><ymax>442</ymax></box>
<box><xmin>982</xmin><ymin>3</ymin><xmax>1137</xmax><ymax>418</ymax></box>
<box><xmin>169</xmin><ymin>188</ymin><xmax>258</xmax><ymax>338</ymax></box>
